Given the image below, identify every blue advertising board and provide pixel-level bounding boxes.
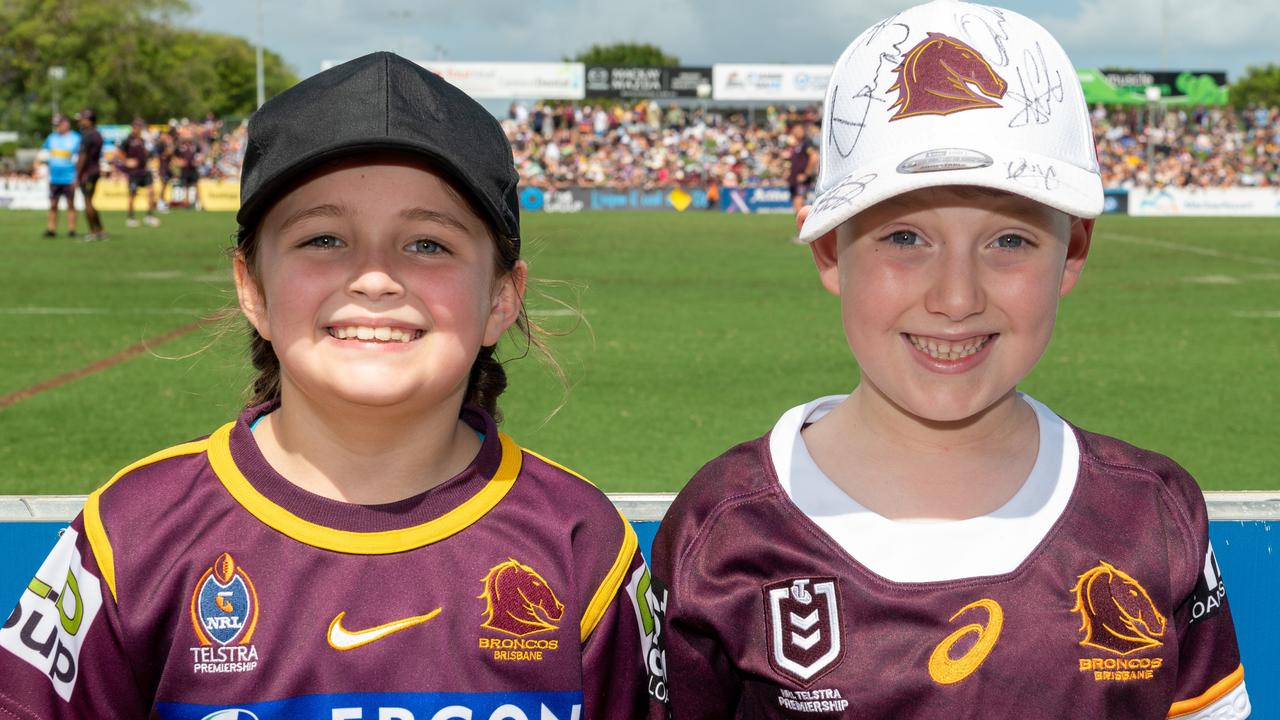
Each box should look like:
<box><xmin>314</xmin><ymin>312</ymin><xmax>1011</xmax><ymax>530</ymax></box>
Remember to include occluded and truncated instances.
<box><xmin>721</xmin><ymin>186</ymin><xmax>793</xmax><ymax>213</ymax></box>
<box><xmin>519</xmin><ymin>186</ymin><xmax>710</xmax><ymax>213</ymax></box>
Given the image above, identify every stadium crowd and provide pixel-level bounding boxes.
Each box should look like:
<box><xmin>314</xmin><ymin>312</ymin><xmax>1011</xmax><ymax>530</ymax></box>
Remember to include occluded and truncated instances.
<box><xmin>17</xmin><ymin>101</ymin><xmax>1280</xmax><ymax>192</ymax></box>
<box><xmin>1093</xmin><ymin>104</ymin><xmax>1280</xmax><ymax>189</ymax></box>
<box><xmin>498</xmin><ymin>100</ymin><xmax>1280</xmax><ymax>191</ymax></box>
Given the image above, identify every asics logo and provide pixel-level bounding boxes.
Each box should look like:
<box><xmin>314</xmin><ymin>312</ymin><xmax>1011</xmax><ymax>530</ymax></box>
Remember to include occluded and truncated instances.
<box><xmin>327</xmin><ymin>608</ymin><xmax>441</xmax><ymax>651</ymax></box>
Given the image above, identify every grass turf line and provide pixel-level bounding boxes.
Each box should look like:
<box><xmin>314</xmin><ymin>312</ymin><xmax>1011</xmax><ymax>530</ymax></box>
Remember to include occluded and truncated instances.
<box><xmin>1</xmin><ymin>210</ymin><xmax>1276</xmax><ymax>493</ymax></box>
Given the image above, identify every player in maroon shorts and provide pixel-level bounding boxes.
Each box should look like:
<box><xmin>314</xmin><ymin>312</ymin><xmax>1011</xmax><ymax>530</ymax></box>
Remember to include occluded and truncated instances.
<box><xmin>0</xmin><ymin>52</ymin><xmax>651</xmax><ymax>719</ymax></box>
<box><xmin>647</xmin><ymin>2</ymin><xmax>1250</xmax><ymax>718</ymax></box>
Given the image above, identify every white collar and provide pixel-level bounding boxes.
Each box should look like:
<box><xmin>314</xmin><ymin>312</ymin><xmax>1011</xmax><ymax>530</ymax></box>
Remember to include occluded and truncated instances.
<box><xmin>769</xmin><ymin>393</ymin><xmax>1079</xmax><ymax>583</ymax></box>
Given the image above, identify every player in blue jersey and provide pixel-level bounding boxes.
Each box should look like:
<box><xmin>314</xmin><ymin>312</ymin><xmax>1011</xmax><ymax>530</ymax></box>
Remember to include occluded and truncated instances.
<box><xmin>649</xmin><ymin>2</ymin><xmax>1250</xmax><ymax>718</ymax></box>
<box><xmin>1</xmin><ymin>52</ymin><xmax>652</xmax><ymax>719</ymax></box>
<box><xmin>39</xmin><ymin>114</ymin><xmax>81</xmax><ymax>238</ymax></box>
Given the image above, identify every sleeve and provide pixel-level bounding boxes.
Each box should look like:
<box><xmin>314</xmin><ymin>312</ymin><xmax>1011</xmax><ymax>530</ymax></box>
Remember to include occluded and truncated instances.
<box><xmin>579</xmin><ymin>522</ymin><xmax>651</xmax><ymax>720</ymax></box>
<box><xmin>1164</xmin><ymin>479</ymin><xmax>1250</xmax><ymax>720</ymax></box>
<box><xmin>648</xmin><ymin>507</ymin><xmax>742</xmax><ymax>720</ymax></box>
<box><xmin>0</xmin><ymin>517</ymin><xmax>148</xmax><ymax>719</ymax></box>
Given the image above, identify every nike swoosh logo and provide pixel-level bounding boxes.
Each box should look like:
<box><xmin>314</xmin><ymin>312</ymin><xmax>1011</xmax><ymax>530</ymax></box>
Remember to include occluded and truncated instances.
<box><xmin>327</xmin><ymin>608</ymin><xmax>441</xmax><ymax>651</ymax></box>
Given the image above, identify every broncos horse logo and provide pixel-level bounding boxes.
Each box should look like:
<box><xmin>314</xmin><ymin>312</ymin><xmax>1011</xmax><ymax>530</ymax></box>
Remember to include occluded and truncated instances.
<box><xmin>888</xmin><ymin>32</ymin><xmax>1007</xmax><ymax>120</ymax></box>
<box><xmin>479</xmin><ymin>558</ymin><xmax>565</xmax><ymax>637</ymax></box>
<box><xmin>1071</xmin><ymin>561</ymin><xmax>1167</xmax><ymax>655</ymax></box>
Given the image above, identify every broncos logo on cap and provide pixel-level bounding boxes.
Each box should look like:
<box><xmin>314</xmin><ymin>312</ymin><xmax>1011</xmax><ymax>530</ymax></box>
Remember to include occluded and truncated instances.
<box><xmin>1071</xmin><ymin>561</ymin><xmax>1166</xmax><ymax>655</ymax></box>
<box><xmin>888</xmin><ymin>32</ymin><xmax>1007</xmax><ymax>120</ymax></box>
<box><xmin>479</xmin><ymin>558</ymin><xmax>564</xmax><ymax>637</ymax></box>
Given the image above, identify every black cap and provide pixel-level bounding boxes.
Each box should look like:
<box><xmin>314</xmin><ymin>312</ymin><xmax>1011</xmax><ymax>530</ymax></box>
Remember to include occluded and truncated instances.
<box><xmin>237</xmin><ymin>52</ymin><xmax>520</xmax><ymax>251</ymax></box>
<box><xmin>76</xmin><ymin>108</ymin><xmax>96</xmax><ymax>122</ymax></box>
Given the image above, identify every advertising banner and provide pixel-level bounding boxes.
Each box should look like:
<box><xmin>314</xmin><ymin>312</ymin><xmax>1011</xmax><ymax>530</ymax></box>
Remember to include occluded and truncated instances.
<box><xmin>584</xmin><ymin>66</ymin><xmax>713</xmax><ymax>99</ymax></box>
<box><xmin>420</xmin><ymin>62</ymin><xmax>584</xmax><ymax>100</ymax></box>
<box><xmin>1102</xmin><ymin>69</ymin><xmax>1228</xmax><ymax>90</ymax></box>
<box><xmin>519</xmin><ymin>186</ymin><xmax>710</xmax><ymax>212</ymax></box>
<box><xmin>0</xmin><ymin>178</ymin><xmax>49</xmax><ymax>210</ymax></box>
<box><xmin>711</xmin><ymin>64</ymin><xmax>832</xmax><ymax>102</ymax></box>
<box><xmin>1128</xmin><ymin>187</ymin><xmax>1280</xmax><ymax>217</ymax></box>
<box><xmin>1102</xmin><ymin>188</ymin><xmax>1129</xmax><ymax>215</ymax></box>
<box><xmin>721</xmin><ymin>186</ymin><xmax>792</xmax><ymax>214</ymax></box>
<box><xmin>2</xmin><ymin>178</ymin><xmax>240</xmax><ymax>212</ymax></box>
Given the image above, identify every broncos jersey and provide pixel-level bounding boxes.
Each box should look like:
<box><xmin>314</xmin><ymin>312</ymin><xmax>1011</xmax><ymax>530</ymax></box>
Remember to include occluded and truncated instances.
<box><xmin>649</xmin><ymin>395</ymin><xmax>1249</xmax><ymax>719</ymax></box>
<box><xmin>0</xmin><ymin>404</ymin><xmax>654</xmax><ymax>720</ymax></box>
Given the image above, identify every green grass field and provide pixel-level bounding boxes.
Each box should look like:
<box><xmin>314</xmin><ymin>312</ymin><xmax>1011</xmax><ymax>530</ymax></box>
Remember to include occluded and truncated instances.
<box><xmin>0</xmin><ymin>209</ymin><xmax>1276</xmax><ymax>494</ymax></box>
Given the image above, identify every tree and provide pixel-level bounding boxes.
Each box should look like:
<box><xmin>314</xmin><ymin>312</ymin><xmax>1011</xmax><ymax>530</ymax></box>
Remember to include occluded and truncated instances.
<box><xmin>570</xmin><ymin>42</ymin><xmax>679</xmax><ymax>68</ymax></box>
<box><xmin>1229</xmin><ymin>64</ymin><xmax>1280</xmax><ymax>109</ymax></box>
<box><xmin>0</xmin><ymin>0</ymin><xmax>296</xmax><ymax>142</ymax></box>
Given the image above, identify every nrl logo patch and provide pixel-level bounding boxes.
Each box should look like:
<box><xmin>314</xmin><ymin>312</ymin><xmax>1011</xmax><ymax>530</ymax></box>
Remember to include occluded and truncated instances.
<box><xmin>764</xmin><ymin>577</ymin><xmax>843</xmax><ymax>686</ymax></box>
<box><xmin>191</xmin><ymin>552</ymin><xmax>258</xmax><ymax>647</ymax></box>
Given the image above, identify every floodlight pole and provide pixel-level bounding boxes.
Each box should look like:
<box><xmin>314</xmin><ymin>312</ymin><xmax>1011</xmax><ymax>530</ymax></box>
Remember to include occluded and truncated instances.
<box><xmin>255</xmin><ymin>0</ymin><xmax>266</xmax><ymax>108</ymax></box>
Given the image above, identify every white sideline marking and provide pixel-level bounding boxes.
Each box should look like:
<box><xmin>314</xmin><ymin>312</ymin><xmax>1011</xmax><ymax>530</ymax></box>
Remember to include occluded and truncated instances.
<box><xmin>528</xmin><ymin>308</ymin><xmax>583</xmax><ymax>317</ymax></box>
<box><xmin>1184</xmin><ymin>275</ymin><xmax>1240</xmax><ymax>285</ymax></box>
<box><xmin>1104</xmin><ymin>233</ymin><xmax>1280</xmax><ymax>268</ymax></box>
<box><xmin>0</xmin><ymin>307</ymin><xmax>206</xmax><ymax>315</ymax></box>
<box><xmin>1231</xmin><ymin>310</ymin><xmax>1280</xmax><ymax>319</ymax></box>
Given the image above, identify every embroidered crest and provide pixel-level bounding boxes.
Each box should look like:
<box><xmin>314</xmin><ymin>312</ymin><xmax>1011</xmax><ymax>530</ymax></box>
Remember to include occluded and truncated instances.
<box><xmin>190</xmin><ymin>552</ymin><xmax>258</xmax><ymax>647</ymax></box>
<box><xmin>765</xmin><ymin>577</ymin><xmax>843</xmax><ymax>685</ymax></box>
<box><xmin>478</xmin><ymin>558</ymin><xmax>564</xmax><ymax>637</ymax></box>
<box><xmin>1071</xmin><ymin>561</ymin><xmax>1166</xmax><ymax>655</ymax></box>
<box><xmin>888</xmin><ymin>32</ymin><xmax>1007</xmax><ymax>120</ymax></box>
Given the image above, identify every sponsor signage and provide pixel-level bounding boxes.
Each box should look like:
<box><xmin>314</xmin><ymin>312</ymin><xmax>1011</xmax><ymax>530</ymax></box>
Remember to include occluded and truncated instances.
<box><xmin>1129</xmin><ymin>187</ymin><xmax>1280</xmax><ymax>217</ymax></box>
<box><xmin>1102</xmin><ymin>188</ymin><xmax>1128</xmax><ymax>215</ymax></box>
<box><xmin>1102</xmin><ymin>69</ymin><xmax>1227</xmax><ymax>89</ymax></box>
<box><xmin>420</xmin><ymin>62</ymin><xmax>585</xmax><ymax>100</ymax></box>
<box><xmin>520</xmin><ymin>186</ymin><xmax>709</xmax><ymax>213</ymax></box>
<box><xmin>584</xmin><ymin>66</ymin><xmax>713</xmax><ymax>99</ymax></box>
<box><xmin>712</xmin><ymin>64</ymin><xmax>832</xmax><ymax>102</ymax></box>
<box><xmin>721</xmin><ymin>186</ymin><xmax>793</xmax><ymax>214</ymax></box>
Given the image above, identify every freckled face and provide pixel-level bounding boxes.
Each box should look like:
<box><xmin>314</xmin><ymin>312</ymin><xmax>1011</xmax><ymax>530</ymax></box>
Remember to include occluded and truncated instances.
<box><xmin>235</xmin><ymin>158</ymin><xmax>523</xmax><ymax>413</ymax></box>
<box><xmin>813</xmin><ymin>187</ymin><xmax>1090</xmax><ymax>423</ymax></box>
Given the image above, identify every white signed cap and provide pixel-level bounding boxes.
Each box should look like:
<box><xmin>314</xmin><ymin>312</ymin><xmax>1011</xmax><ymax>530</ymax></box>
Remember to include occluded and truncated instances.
<box><xmin>797</xmin><ymin>0</ymin><xmax>1103</xmax><ymax>244</ymax></box>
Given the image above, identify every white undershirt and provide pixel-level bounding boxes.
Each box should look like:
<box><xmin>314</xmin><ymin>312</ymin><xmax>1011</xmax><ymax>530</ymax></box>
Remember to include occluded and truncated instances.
<box><xmin>770</xmin><ymin>393</ymin><xmax>1079</xmax><ymax>583</ymax></box>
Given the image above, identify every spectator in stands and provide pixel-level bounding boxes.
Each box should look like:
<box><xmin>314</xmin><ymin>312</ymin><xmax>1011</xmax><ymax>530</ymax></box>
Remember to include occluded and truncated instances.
<box><xmin>75</xmin><ymin>108</ymin><xmax>107</xmax><ymax>241</ymax></box>
<box><xmin>39</xmin><ymin>114</ymin><xmax>80</xmax><ymax>238</ymax></box>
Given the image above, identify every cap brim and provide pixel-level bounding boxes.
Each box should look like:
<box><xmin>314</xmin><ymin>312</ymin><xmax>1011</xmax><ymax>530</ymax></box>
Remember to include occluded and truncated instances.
<box><xmin>235</xmin><ymin>139</ymin><xmax>509</xmax><ymax>239</ymax></box>
<box><xmin>797</xmin><ymin>149</ymin><xmax>1103</xmax><ymax>244</ymax></box>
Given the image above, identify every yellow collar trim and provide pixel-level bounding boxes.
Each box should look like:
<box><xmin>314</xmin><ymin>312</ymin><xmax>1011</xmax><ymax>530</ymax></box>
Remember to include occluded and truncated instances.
<box><xmin>206</xmin><ymin>421</ymin><xmax>521</xmax><ymax>554</ymax></box>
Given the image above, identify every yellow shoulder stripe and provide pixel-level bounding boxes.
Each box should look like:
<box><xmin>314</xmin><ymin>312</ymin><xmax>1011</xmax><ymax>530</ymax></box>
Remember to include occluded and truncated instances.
<box><xmin>84</xmin><ymin>438</ymin><xmax>210</xmax><ymax>601</ymax></box>
<box><xmin>1167</xmin><ymin>664</ymin><xmax>1245</xmax><ymax>718</ymax></box>
<box><xmin>207</xmin><ymin>422</ymin><xmax>521</xmax><ymax>554</ymax></box>
<box><xmin>579</xmin><ymin>515</ymin><xmax>638</xmax><ymax>643</ymax></box>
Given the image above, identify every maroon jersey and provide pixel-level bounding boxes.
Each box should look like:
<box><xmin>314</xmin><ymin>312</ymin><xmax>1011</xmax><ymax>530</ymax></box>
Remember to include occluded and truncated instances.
<box><xmin>78</xmin><ymin>128</ymin><xmax>103</xmax><ymax>181</ymax></box>
<box><xmin>650</xmin><ymin>395</ymin><xmax>1249</xmax><ymax>719</ymax></box>
<box><xmin>117</xmin><ymin>134</ymin><xmax>150</xmax><ymax>177</ymax></box>
<box><xmin>0</xmin><ymin>404</ymin><xmax>652</xmax><ymax>719</ymax></box>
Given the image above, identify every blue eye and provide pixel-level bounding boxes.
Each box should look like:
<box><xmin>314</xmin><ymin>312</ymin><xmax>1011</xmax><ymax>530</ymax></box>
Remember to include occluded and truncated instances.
<box><xmin>408</xmin><ymin>239</ymin><xmax>445</xmax><ymax>255</ymax></box>
<box><xmin>304</xmin><ymin>234</ymin><xmax>343</xmax><ymax>249</ymax></box>
<box><xmin>887</xmin><ymin>230</ymin><xmax>922</xmax><ymax>246</ymax></box>
<box><xmin>992</xmin><ymin>234</ymin><xmax>1028</xmax><ymax>249</ymax></box>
